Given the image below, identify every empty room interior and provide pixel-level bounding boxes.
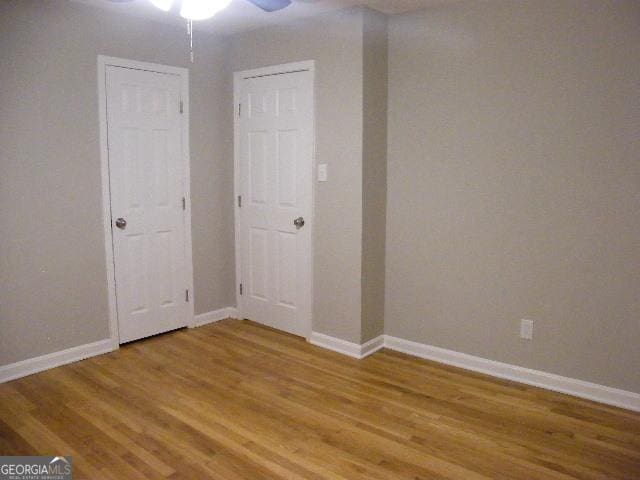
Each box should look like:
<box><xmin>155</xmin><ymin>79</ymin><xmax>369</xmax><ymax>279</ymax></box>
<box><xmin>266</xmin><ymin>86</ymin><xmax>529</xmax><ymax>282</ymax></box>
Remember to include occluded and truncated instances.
<box><xmin>1</xmin><ymin>0</ymin><xmax>639</xmax><ymax>478</ymax></box>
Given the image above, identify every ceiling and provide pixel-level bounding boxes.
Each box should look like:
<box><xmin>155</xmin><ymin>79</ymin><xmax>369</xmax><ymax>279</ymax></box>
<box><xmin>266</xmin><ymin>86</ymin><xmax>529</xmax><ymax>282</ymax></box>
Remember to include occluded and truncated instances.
<box><xmin>72</xmin><ymin>0</ymin><xmax>455</xmax><ymax>36</ymax></box>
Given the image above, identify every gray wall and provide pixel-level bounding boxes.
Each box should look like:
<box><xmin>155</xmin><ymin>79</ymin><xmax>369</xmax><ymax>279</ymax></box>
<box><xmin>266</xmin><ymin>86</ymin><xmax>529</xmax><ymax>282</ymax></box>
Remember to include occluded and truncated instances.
<box><xmin>386</xmin><ymin>0</ymin><xmax>640</xmax><ymax>392</ymax></box>
<box><xmin>229</xmin><ymin>8</ymin><xmax>366</xmax><ymax>343</ymax></box>
<box><xmin>0</xmin><ymin>0</ymin><xmax>235</xmax><ymax>366</ymax></box>
<box><xmin>361</xmin><ymin>9</ymin><xmax>388</xmax><ymax>342</ymax></box>
<box><xmin>2</xmin><ymin>0</ymin><xmax>638</xmax><ymax>395</ymax></box>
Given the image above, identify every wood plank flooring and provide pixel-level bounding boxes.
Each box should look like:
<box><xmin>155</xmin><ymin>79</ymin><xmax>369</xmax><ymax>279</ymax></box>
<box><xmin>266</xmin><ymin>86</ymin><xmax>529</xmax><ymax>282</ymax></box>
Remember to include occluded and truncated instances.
<box><xmin>1</xmin><ymin>319</ymin><xmax>639</xmax><ymax>479</ymax></box>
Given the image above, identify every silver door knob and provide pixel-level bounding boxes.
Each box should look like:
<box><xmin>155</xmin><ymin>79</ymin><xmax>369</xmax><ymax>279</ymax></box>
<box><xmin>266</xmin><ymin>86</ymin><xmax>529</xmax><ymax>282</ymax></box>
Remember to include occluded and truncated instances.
<box><xmin>293</xmin><ymin>217</ymin><xmax>305</xmax><ymax>229</ymax></box>
<box><xmin>115</xmin><ymin>218</ymin><xmax>127</xmax><ymax>230</ymax></box>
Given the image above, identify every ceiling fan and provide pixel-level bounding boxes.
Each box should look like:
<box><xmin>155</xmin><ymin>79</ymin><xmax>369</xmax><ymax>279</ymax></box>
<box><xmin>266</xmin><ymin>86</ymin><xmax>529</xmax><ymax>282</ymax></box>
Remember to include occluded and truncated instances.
<box><xmin>108</xmin><ymin>0</ymin><xmax>292</xmax><ymax>21</ymax></box>
<box><xmin>108</xmin><ymin>0</ymin><xmax>292</xmax><ymax>61</ymax></box>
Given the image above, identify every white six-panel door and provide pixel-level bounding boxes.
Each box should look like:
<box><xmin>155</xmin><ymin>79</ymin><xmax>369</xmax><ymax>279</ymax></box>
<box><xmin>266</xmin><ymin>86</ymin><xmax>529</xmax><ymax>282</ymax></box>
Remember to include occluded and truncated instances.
<box><xmin>236</xmin><ymin>65</ymin><xmax>314</xmax><ymax>337</ymax></box>
<box><xmin>106</xmin><ymin>65</ymin><xmax>190</xmax><ymax>343</ymax></box>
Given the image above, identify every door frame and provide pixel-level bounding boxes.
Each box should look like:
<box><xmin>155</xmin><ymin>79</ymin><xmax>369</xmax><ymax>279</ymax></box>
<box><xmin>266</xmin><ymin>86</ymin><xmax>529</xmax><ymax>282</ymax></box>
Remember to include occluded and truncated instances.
<box><xmin>233</xmin><ymin>60</ymin><xmax>316</xmax><ymax>339</ymax></box>
<box><xmin>97</xmin><ymin>55</ymin><xmax>195</xmax><ymax>349</ymax></box>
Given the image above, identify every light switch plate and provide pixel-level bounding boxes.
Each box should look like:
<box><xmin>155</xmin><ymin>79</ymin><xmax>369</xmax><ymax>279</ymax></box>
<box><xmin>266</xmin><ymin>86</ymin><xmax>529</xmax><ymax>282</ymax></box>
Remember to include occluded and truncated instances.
<box><xmin>318</xmin><ymin>164</ymin><xmax>328</xmax><ymax>182</ymax></box>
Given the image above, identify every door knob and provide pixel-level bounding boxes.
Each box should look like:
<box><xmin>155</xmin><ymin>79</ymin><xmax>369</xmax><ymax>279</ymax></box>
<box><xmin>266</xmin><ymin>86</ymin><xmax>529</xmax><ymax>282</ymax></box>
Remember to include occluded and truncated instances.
<box><xmin>293</xmin><ymin>217</ymin><xmax>305</xmax><ymax>229</ymax></box>
<box><xmin>115</xmin><ymin>218</ymin><xmax>127</xmax><ymax>230</ymax></box>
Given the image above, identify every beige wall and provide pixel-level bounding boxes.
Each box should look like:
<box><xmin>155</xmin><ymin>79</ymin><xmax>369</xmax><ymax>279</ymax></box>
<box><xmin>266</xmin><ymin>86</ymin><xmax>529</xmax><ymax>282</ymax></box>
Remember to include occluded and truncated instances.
<box><xmin>0</xmin><ymin>0</ymin><xmax>235</xmax><ymax>366</ymax></box>
<box><xmin>229</xmin><ymin>8</ymin><xmax>366</xmax><ymax>343</ymax></box>
<box><xmin>386</xmin><ymin>0</ymin><xmax>640</xmax><ymax>392</ymax></box>
<box><xmin>2</xmin><ymin>0</ymin><xmax>637</xmax><ymax>395</ymax></box>
<box><xmin>361</xmin><ymin>9</ymin><xmax>388</xmax><ymax>342</ymax></box>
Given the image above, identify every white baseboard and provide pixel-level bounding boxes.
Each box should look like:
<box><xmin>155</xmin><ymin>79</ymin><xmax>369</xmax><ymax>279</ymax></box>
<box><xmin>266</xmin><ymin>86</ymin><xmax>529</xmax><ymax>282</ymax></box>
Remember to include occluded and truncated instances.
<box><xmin>0</xmin><ymin>339</ymin><xmax>115</xmax><ymax>384</ymax></box>
<box><xmin>307</xmin><ymin>331</ymin><xmax>640</xmax><ymax>411</ymax></box>
<box><xmin>192</xmin><ymin>307</ymin><xmax>238</xmax><ymax>328</ymax></box>
<box><xmin>384</xmin><ymin>335</ymin><xmax>640</xmax><ymax>412</ymax></box>
<box><xmin>4</xmin><ymin>321</ymin><xmax>636</xmax><ymax>412</ymax></box>
<box><xmin>309</xmin><ymin>332</ymin><xmax>384</xmax><ymax>359</ymax></box>
<box><xmin>361</xmin><ymin>335</ymin><xmax>385</xmax><ymax>358</ymax></box>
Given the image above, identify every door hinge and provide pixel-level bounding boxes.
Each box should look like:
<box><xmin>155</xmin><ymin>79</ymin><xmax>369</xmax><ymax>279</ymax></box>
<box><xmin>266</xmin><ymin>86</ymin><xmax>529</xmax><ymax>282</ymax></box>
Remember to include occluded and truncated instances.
<box><xmin>186</xmin><ymin>289</ymin><xmax>189</xmax><ymax>302</ymax></box>
<box><xmin>237</xmin><ymin>195</ymin><xmax>242</xmax><ymax>208</ymax></box>
<box><xmin>238</xmin><ymin>103</ymin><xmax>242</xmax><ymax>117</ymax></box>
<box><xmin>239</xmin><ymin>283</ymin><xmax>243</xmax><ymax>295</ymax></box>
<box><xmin>180</xmin><ymin>100</ymin><xmax>184</xmax><ymax>114</ymax></box>
<box><xmin>182</xmin><ymin>197</ymin><xmax>186</xmax><ymax>211</ymax></box>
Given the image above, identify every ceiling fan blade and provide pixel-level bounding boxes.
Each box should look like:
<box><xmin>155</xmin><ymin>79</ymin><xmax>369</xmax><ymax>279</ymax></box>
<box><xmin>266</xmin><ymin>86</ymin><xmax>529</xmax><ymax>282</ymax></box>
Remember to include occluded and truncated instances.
<box><xmin>245</xmin><ymin>0</ymin><xmax>292</xmax><ymax>13</ymax></box>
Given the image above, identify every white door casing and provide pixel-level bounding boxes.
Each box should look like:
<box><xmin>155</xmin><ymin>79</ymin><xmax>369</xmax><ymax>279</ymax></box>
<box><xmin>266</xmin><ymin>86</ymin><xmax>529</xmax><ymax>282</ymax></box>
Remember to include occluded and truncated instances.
<box><xmin>99</xmin><ymin>57</ymin><xmax>194</xmax><ymax>345</ymax></box>
<box><xmin>234</xmin><ymin>62</ymin><xmax>315</xmax><ymax>338</ymax></box>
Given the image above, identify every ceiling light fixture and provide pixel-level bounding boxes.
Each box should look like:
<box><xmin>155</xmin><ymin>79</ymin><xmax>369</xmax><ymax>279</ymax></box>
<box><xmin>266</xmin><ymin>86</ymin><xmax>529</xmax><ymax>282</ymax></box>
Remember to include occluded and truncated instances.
<box><xmin>148</xmin><ymin>0</ymin><xmax>232</xmax><ymax>62</ymax></box>
<box><xmin>179</xmin><ymin>0</ymin><xmax>233</xmax><ymax>20</ymax></box>
<box><xmin>148</xmin><ymin>0</ymin><xmax>232</xmax><ymax>20</ymax></box>
<box><xmin>139</xmin><ymin>0</ymin><xmax>292</xmax><ymax>62</ymax></box>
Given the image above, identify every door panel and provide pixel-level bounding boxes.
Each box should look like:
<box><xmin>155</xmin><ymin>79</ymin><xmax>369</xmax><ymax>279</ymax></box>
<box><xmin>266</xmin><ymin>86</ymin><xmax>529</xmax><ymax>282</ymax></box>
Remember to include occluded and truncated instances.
<box><xmin>238</xmin><ymin>69</ymin><xmax>313</xmax><ymax>337</ymax></box>
<box><xmin>106</xmin><ymin>66</ymin><xmax>189</xmax><ymax>344</ymax></box>
<box><xmin>249</xmin><ymin>227</ymin><xmax>269</xmax><ymax>301</ymax></box>
<box><xmin>249</xmin><ymin>131</ymin><xmax>268</xmax><ymax>205</ymax></box>
<box><xmin>276</xmin><ymin>130</ymin><xmax>297</xmax><ymax>207</ymax></box>
<box><xmin>277</xmin><ymin>231</ymin><xmax>297</xmax><ymax>307</ymax></box>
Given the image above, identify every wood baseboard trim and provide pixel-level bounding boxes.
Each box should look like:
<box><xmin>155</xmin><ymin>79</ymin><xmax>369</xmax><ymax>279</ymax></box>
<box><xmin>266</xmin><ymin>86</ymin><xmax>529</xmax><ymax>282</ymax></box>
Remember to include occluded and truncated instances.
<box><xmin>0</xmin><ymin>339</ymin><xmax>115</xmax><ymax>384</ymax></box>
<box><xmin>384</xmin><ymin>335</ymin><xmax>640</xmax><ymax>412</ymax></box>
<box><xmin>192</xmin><ymin>307</ymin><xmax>239</xmax><ymax>328</ymax></box>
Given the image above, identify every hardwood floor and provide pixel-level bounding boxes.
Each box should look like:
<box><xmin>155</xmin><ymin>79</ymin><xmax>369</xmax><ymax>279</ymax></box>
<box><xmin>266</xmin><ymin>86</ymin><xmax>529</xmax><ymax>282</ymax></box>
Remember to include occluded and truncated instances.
<box><xmin>1</xmin><ymin>320</ymin><xmax>639</xmax><ymax>479</ymax></box>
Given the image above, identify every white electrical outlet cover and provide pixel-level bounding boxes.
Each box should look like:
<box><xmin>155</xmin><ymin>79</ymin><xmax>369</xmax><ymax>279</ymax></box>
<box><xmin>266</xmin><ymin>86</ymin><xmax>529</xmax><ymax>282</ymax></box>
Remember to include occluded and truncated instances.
<box><xmin>520</xmin><ymin>319</ymin><xmax>534</xmax><ymax>340</ymax></box>
<box><xmin>318</xmin><ymin>164</ymin><xmax>328</xmax><ymax>182</ymax></box>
